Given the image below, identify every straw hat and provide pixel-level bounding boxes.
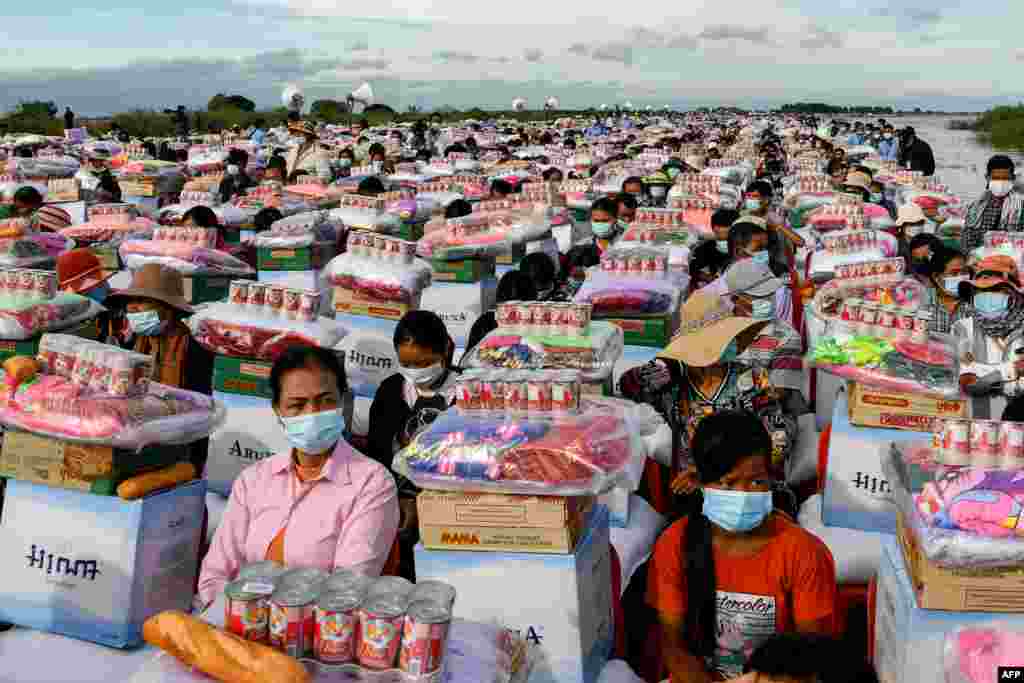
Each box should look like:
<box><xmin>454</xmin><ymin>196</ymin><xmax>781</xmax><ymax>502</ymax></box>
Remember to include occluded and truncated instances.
<box><xmin>844</xmin><ymin>171</ymin><xmax>871</xmax><ymax>191</ymax></box>
<box><xmin>288</xmin><ymin>120</ymin><xmax>317</xmax><ymax>137</ymax></box>
<box><xmin>685</xmin><ymin>155</ymin><xmax>706</xmax><ymax>171</ymax></box>
<box><xmin>894</xmin><ymin>204</ymin><xmax>927</xmax><ymax>227</ymax></box>
<box><xmin>659</xmin><ymin>290</ymin><xmax>769</xmax><ymax>367</ymax></box>
<box><xmin>960</xmin><ymin>254</ymin><xmax>1023</xmax><ymax>296</ymax></box>
<box><xmin>57</xmin><ymin>248</ymin><xmax>114</xmax><ymax>294</ymax></box>
<box><xmin>107</xmin><ymin>263</ymin><xmax>193</xmax><ymax>313</ymax></box>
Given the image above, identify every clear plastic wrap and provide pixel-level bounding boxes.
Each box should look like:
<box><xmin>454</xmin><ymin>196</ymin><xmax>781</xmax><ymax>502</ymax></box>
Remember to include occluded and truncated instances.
<box><xmin>329</xmin><ymin>207</ymin><xmax>403</xmax><ymax>233</ymax></box>
<box><xmin>417</xmin><ymin>210</ymin><xmax>553</xmax><ymax>261</ymax></box>
<box><xmin>806</xmin><ymin>232</ymin><xmax>900</xmax><ymax>280</ymax></box>
<box><xmin>460</xmin><ymin>320</ymin><xmax>624</xmax><ymax>383</ymax></box>
<box><xmin>393</xmin><ymin>396</ymin><xmax>656</xmax><ymax>495</ymax></box>
<box><xmin>0</xmin><ymin>295</ymin><xmax>103</xmax><ymax>340</ymax></box>
<box><xmin>0</xmin><ymin>377</ymin><xmax>226</xmax><ymax>449</ymax></box>
<box><xmin>573</xmin><ymin>272</ymin><xmax>681</xmax><ymax>317</ymax></box>
<box><xmin>883</xmin><ymin>442</ymin><xmax>1024</xmax><ymax>570</ymax></box>
<box><xmin>59</xmin><ymin>217</ymin><xmax>157</xmax><ymax>245</ymax></box>
<box><xmin>943</xmin><ymin>624</ymin><xmax>1024</xmax><ymax>683</ymax></box>
<box><xmin>120</xmin><ymin>241</ymin><xmax>255</xmax><ymax>276</ymax></box>
<box><xmin>0</xmin><ymin>233</ymin><xmax>74</xmax><ymax>268</ymax></box>
<box><xmin>324</xmin><ymin>252</ymin><xmax>432</xmax><ymax>303</ymax></box>
<box><xmin>186</xmin><ymin>301</ymin><xmax>348</xmax><ymax>361</ymax></box>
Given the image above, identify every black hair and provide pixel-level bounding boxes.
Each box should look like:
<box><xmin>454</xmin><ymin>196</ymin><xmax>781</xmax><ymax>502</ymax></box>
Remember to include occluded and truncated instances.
<box><xmin>444</xmin><ymin>143</ymin><xmax>467</xmax><ymax>155</ymax></box>
<box><xmin>495</xmin><ymin>269</ymin><xmax>537</xmax><ymax>303</ymax></box>
<box><xmin>727</xmin><ymin>220</ymin><xmax>769</xmax><ymax>258</ymax></box>
<box><xmin>1004</xmin><ymin>396</ymin><xmax>1024</xmax><ymax>422</ymax></box>
<box><xmin>490</xmin><ymin>179</ymin><xmax>513</xmax><ymax>196</ymax></box>
<box><xmin>987</xmin><ymin>154</ymin><xmax>1016</xmax><ymax>178</ymax></box>
<box><xmin>394</xmin><ymin>310</ymin><xmax>450</xmax><ymax>356</ymax></box>
<box><xmin>228</xmin><ymin>148</ymin><xmax>249</xmax><ymax>167</ymax></box>
<box><xmin>143</xmin><ymin>141</ymin><xmax>157</xmax><ymax>158</ymax></box>
<box><xmin>744</xmin><ymin>633</ymin><xmax>878</xmax><ymax>683</ymax></box>
<box><xmin>826</xmin><ymin>159</ymin><xmax>846</xmax><ymax>176</ymax></box>
<box><xmin>357</xmin><ymin>176</ymin><xmax>386</xmax><ymax>196</ymax></box>
<box><xmin>445</xmin><ymin>199</ymin><xmax>473</xmax><ymax>219</ymax></box>
<box><xmin>614</xmin><ymin>193</ymin><xmax>638</xmax><ymax>212</ymax></box>
<box><xmin>928</xmin><ymin>246</ymin><xmax>966</xmax><ymax>279</ymax></box>
<box><xmin>563</xmin><ymin>138</ymin><xmax>576</xmax><ymax>150</ymax></box>
<box><xmin>542</xmin><ymin>167</ymin><xmax>563</xmax><ymax>182</ymax></box>
<box><xmin>12</xmin><ymin>186</ymin><xmax>43</xmax><ymax>207</ymax></box>
<box><xmin>711</xmin><ymin>208</ymin><xmax>740</xmax><ymax>229</ymax></box>
<box><xmin>368</xmin><ymin>143</ymin><xmax>386</xmax><ymax>158</ymax></box>
<box><xmin>622</xmin><ymin>176</ymin><xmax>644</xmax><ymax>192</ymax></box>
<box><xmin>182</xmin><ymin>205</ymin><xmax>219</xmax><ymax>228</ymax></box>
<box><xmin>845</xmin><ymin>185</ymin><xmax>870</xmax><ymax>202</ymax></box>
<box><xmin>909</xmin><ymin>233</ymin><xmax>943</xmax><ymax>259</ymax></box>
<box><xmin>266</xmin><ymin>156</ymin><xmax>287</xmax><ymax>173</ymax></box>
<box><xmin>591</xmin><ymin>196</ymin><xmax>619</xmax><ymax>218</ymax></box>
<box><xmin>684</xmin><ymin>411</ymin><xmax>773</xmax><ymax>662</ymax></box>
<box><xmin>339</xmin><ymin>147</ymin><xmax>356</xmax><ymax>160</ymax></box>
<box><xmin>746</xmin><ymin>180</ymin><xmax>773</xmax><ymax>198</ymax></box>
<box><xmin>270</xmin><ymin>345</ymin><xmax>347</xmax><ymax>405</ymax></box>
<box><xmin>253</xmin><ymin>208</ymin><xmax>284</xmax><ymax>232</ymax></box>
<box><xmin>519</xmin><ymin>252</ymin><xmax>556</xmax><ymax>290</ymax></box>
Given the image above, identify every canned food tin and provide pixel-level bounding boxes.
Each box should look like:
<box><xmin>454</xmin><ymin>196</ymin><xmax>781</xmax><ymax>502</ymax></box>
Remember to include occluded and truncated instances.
<box><xmin>225</xmin><ymin>579</ymin><xmax>274</xmax><ymax>643</ymax></box>
<box><xmin>642</xmin><ymin>256</ymin><xmax>658</xmax><ymax>276</ymax></box>
<box><xmin>5</xmin><ymin>269</ymin><xmax>20</xmax><ymax>292</ymax></box>
<box><xmin>247</xmin><ymin>283</ymin><xmax>267</xmax><ymax>309</ymax></box>
<box><xmin>533</xmin><ymin>303</ymin><xmax>553</xmax><ymax>334</ymax></box>
<box><xmin>89</xmin><ymin>350</ymin><xmax>113</xmax><ymax>393</ymax></box>
<box><xmin>367</xmin><ymin>576</ymin><xmax>415</xmax><ymax>599</ymax></box>
<box><xmin>386</xmin><ymin>239</ymin><xmax>402</xmax><ymax>262</ymax></box>
<box><xmin>283</xmin><ymin>289</ymin><xmax>302</xmax><ymax>320</ymax></box>
<box><xmin>314</xmin><ymin>591</ymin><xmax>361</xmax><ymax>664</ymax></box>
<box><xmin>373</xmin><ymin>236</ymin><xmax>388</xmax><ymax>253</ymax></box>
<box><xmin>35</xmin><ymin>271</ymin><xmax>56</xmax><ymax>300</ymax></box>
<box><xmin>401</xmin><ymin>241</ymin><xmax>417</xmax><ymax>265</ymax></box>
<box><xmin>357</xmin><ymin>597</ymin><xmax>406</xmax><ymax>670</ymax></box>
<box><xmin>265</xmin><ymin>286</ymin><xmax>284</xmax><ymax>317</ymax></box>
<box><xmin>601</xmin><ymin>258</ymin><xmax>615</xmax><ymax>273</ymax></box>
<box><xmin>495</xmin><ymin>302</ymin><xmax>516</xmax><ymax>329</ymax></box>
<box><xmin>970</xmin><ymin>419</ymin><xmax>1001</xmax><ymax>467</ymax></box>
<box><xmin>268</xmin><ymin>587</ymin><xmax>317</xmax><ymax>658</ymax></box>
<box><xmin>456</xmin><ymin>374</ymin><xmax>482</xmax><ymax>410</ymax></box>
<box><xmin>18</xmin><ymin>270</ymin><xmax>35</xmax><ymax>296</ymax></box>
<box><xmin>1001</xmin><ymin>422</ymin><xmax>1024</xmax><ymax>469</ymax></box>
<box><xmin>229</xmin><ymin>281</ymin><xmax>249</xmax><ymax>306</ymax></box>
<box><xmin>515</xmin><ymin>302</ymin><xmax>534</xmax><ymax>333</ymax></box>
<box><xmin>504</xmin><ymin>372</ymin><xmax>527</xmax><ymax>413</ymax></box>
<box><xmin>279</xmin><ymin>567</ymin><xmax>328</xmax><ymax>589</ymax></box>
<box><xmin>479</xmin><ymin>372</ymin><xmax>498</xmax><ymax>410</ymax></box>
<box><xmin>410</xmin><ymin>581</ymin><xmax>457</xmax><ymax>610</ymax></box>
<box><xmin>857</xmin><ymin>304</ymin><xmax>878</xmax><ymax>336</ymax></box>
<box><xmin>399</xmin><ymin>601</ymin><xmax>451</xmax><ymax>675</ymax></box>
<box><xmin>527</xmin><ymin>378</ymin><xmax>552</xmax><ymax>412</ymax></box>
<box><xmin>628</xmin><ymin>256</ymin><xmax>644</xmax><ymax>274</ymax></box>
<box><xmin>912</xmin><ymin>312</ymin><xmax>930</xmax><ymax>343</ymax></box>
<box><xmin>939</xmin><ymin>419</ymin><xmax>971</xmax><ymax>466</ymax></box>
<box><xmin>237</xmin><ymin>561</ymin><xmax>286</xmax><ymax>581</ymax></box>
<box><xmin>550</xmin><ymin>372</ymin><xmax>580</xmax><ymax>413</ymax></box>
<box><xmin>299</xmin><ymin>291</ymin><xmax>320</xmax><ymax>322</ymax></box>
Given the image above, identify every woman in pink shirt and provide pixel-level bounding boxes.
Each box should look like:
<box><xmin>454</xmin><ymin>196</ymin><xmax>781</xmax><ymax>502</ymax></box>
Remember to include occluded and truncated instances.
<box><xmin>197</xmin><ymin>346</ymin><xmax>400</xmax><ymax>608</ymax></box>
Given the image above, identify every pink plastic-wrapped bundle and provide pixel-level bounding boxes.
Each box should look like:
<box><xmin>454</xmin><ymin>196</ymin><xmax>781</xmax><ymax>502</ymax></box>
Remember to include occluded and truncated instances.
<box><xmin>944</xmin><ymin>626</ymin><xmax>1024</xmax><ymax>683</ymax></box>
<box><xmin>324</xmin><ymin>249</ymin><xmax>431</xmax><ymax>304</ymax></box>
<box><xmin>0</xmin><ymin>294</ymin><xmax>100</xmax><ymax>340</ymax></box>
<box><xmin>119</xmin><ymin>240</ymin><xmax>255</xmax><ymax>276</ymax></box>
<box><xmin>60</xmin><ymin>217</ymin><xmax>157</xmax><ymax>244</ymax></box>
<box><xmin>417</xmin><ymin>209</ymin><xmax>551</xmax><ymax>261</ymax></box>
<box><xmin>0</xmin><ymin>375</ymin><xmax>225</xmax><ymax>448</ymax></box>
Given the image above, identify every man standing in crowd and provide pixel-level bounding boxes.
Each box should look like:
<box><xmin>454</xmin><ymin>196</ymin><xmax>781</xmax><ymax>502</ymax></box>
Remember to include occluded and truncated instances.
<box><xmin>962</xmin><ymin>155</ymin><xmax>1024</xmax><ymax>251</ymax></box>
<box><xmin>63</xmin><ymin>106</ymin><xmax>75</xmax><ymax>130</ymax></box>
<box><xmin>899</xmin><ymin>127</ymin><xmax>935</xmax><ymax>176</ymax></box>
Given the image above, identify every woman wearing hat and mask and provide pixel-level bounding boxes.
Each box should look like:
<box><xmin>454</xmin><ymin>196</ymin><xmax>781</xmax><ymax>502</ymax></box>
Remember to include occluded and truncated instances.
<box><xmin>919</xmin><ymin>246</ymin><xmax>968</xmax><ymax>334</ymax></box>
<box><xmin>962</xmin><ymin>155</ymin><xmax>1024</xmax><ymax>252</ymax></box>
<box><xmin>285</xmin><ymin>120</ymin><xmax>329</xmax><ymax>182</ymax></box>
<box><xmin>953</xmin><ymin>255</ymin><xmax>1024</xmax><ymax>421</ymax></box>
<box><xmin>644</xmin><ymin>171</ymin><xmax>673</xmax><ymax>208</ymax></box>
<box><xmin>57</xmin><ymin>248</ymin><xmax>117</xmax><ymax>342</ymax></box>
<box><xmin>619</xmin><ymin>291</ymin><xmax>799</xmax><ymax>495</ymax></box>
<box><xmin>78</xmin><ymin>150</ymin><xmax>123</xmax><ymax>203</ymax></box>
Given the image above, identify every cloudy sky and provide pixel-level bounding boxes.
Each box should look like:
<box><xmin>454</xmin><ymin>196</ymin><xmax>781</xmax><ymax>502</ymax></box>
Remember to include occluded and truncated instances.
<box><xmin>1</xmin><ymin>1</ymin><xmax>1021</xmax><ymax>116</ymax></box>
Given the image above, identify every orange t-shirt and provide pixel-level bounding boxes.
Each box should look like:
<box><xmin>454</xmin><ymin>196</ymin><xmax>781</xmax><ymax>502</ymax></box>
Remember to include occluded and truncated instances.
<box><xmin>647</xmin><ymin>513</ymin><xmax>837</xmax><ymax>679</ymax></box>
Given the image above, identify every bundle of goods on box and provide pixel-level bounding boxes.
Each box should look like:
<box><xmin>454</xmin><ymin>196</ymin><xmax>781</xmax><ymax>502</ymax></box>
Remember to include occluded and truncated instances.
<box><xmin>187</xmin><ymin>147</ymin><xmax>229</xmax><ymax>175</ymax></box>
<box><xmin>558</xmin><ymin>179</ymin><xmax>595</xmax><ymax>211</ymax></box>
<box><xmin>0</xmin><ymin>225</ymin><xmax>72</xmax><ymax>269</ymax></box>
<box><xmin>187</xmin><ymin>282</ymin><xmax>345</xmax><ymax>361</ymax></box>
<box><xmin>253</xmin><ymin>210</ymin><xmax>343</xmax><ymax>251</ymax></box>
<box><xmin>805</xmin><ymin>226</ymin><xmax>901</xmax><ymax>283</ymax></box>
<box><xmin>416</xmin><ymin>209</ymin><xmax>552</xmax><ymax>263</ymax></box>
<box><xmin>5</xmin><ymin>155</ymin><xmax>79</xmax><ymax>181</ymax></box>
<box><xmin>58</xmin><ymin>203</ymin><xmax>156</xmax><ymax>269</ymax></box>
<box><xmin>328</xmin><ymin>194</ymin><xmax>412</xmax><ymax>237</ymax></box>
<box><xmin>462</xmin><ymin>301</ymin><xmax>623</xmax><ymax>393</ymax></box>
<box><xmin>326</xmin><ymin>231</ymin><xmax>431</xmax><ymax>317</ymax></box>
<box><xmin>232</xmin><ymin>183</ymin><xmax>321</xmax><ymax>217</ymax></box>
<box><xmin>116</xmin><ymin>159</ymin><xmax>186</xmax><ymax>198</ymax></box>
<box><xmin>119</xmin><ymin>226</ymin><xmax>255</xmax><ymax>277</ymax></box>
<box><xmin>140</xmin><ymin>568</ymin><xmax>475</xmax><ymax>683</ymax></box>
<box><xmin>0</xmin><ymin>268</ymin><xmax>104</xmax><ymax>339</ymax></box>
<box><xmin>0</xmin><ymin>335</ymin><xmax>224</xmax><ymax>446</ymax></box>
<box><xmin>46</xmin><ymin>177</ymin><xmax>80</xmax><ymax>202</ymax></box>
<box><xmin>157</xmin><ymin>190</ymin><xmax>258</xmax><ymax>232</ymax></box>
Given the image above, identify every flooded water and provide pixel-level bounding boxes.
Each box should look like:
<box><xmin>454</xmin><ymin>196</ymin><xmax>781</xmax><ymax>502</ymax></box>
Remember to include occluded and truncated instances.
<box><xmin>877</xmin><ymin>115</ymin><xmax>1024</xmax><ymax>199</ymax></box>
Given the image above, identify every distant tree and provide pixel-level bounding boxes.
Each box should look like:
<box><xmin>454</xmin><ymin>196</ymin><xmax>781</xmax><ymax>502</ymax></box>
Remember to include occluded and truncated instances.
<box><xmin>364</xmin><ymin>104</ymin><xmax>395</xmax><ymax>114</ymax></box>
<box><xmin>17</xmin><ymin>100</ymin><xmax>58</xmax><ymax>118</ymax></box>
<box><xmin>208</xmin><ymin>94</ymin><xmax>256</xmax><ymax>112</ymax></box>
<box><xmin>310</xmin><ymin>100</ymin><xmax>348</xmax><ymax>121</ymax></box>
<box><xmin>407</xmin><ymin>105</ymin><xmax>421</xmax><ymax>114</ymax></box>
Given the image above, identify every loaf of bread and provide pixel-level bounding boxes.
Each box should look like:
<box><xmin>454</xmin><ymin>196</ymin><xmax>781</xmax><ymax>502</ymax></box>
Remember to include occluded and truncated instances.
<box><xmin>117</xmin><ymin>462</ymin><xmax>196</xmax><ymax>500</ymax></box>
<box><xmin>3</xmin><ymin>356</ymin><xmax>38</xmax><ymax>386</ymax></box>
<box><xmin>143</xmin><ymin>611</ymin><xmax>310</xmax><ymax>683</ymax></box>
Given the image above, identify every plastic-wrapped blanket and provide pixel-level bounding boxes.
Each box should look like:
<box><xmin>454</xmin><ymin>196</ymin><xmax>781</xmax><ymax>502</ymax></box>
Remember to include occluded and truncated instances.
<box><xmin>159</xmin><ymin>202</ymin><xmax>258</xmax><ymax>229</ymax></box>
<box><xmin>387</xmin><ymin>196</ymin><xmax>435</xmax><ymax>222</ymax></box>
<box><xmin>944</xmin><ymin>625</ymin><xmax>1024</xmax><ymax>683</ymax></box>
<box><xmin>884</xmin><ymin>442</ymin><xmax>1024</xmax><ymax>570</ymax></box>
<box><xmin>328</xmin><ymin>207</ymin><xmax>402</xmax><ymax>233</ymax></box>
<box><xmin>59</xmin><ymin>217</ymin><xmax>156</xmax><ymax>244</ymax></box>
<box><xmin>461</xmin><ymin>321</ymin><xmax>624</xmax><ymax>383</ymax></box>
<box><xmin>806</xmin><ymin>232</ymin><xmax>900</xmax><ymax>280</ymax></box>
<box><xmin>808</xmin><ymin>333</ymin><xmax>960</xmax><ymax>398</ymax></box>
<box><xmin>573</xmin><ymin>273</ymin><xmax>680</xmax><ymax>316</ymax></box>
<box><xmin>0</xmin><ymin>233</ymin><xmax>74</xmax><ymax>268</ymax></box>
<box><xmin>0</xmin><ymin>295</ymin><xmax>102</xmax><ymax>340</ymax></box>
<box><xmin>120</xmin><ymin>241</ymin><xmax>255</xmax><ymax>276</ymax></box>
<box><xmin>0</xmin><ymin>377</ymin><xmax>225</xmax><ymax>448</ymax></box>
<box><xmin>186</xmin><ymin>302</ymin><xmax>348</xmax><ymax>361</ymax></box>
<box><xmin>6</xmin><ymin>157</ymin><xmax>78</xmax><ymax>178</ymax></box>
<box><xmin>417</xmin><ymin>210</ymin><xmax>553</xmax><ymax>260</ymax></box>
<box><xmin>393</xmin><ymin>397</ymin><xmax>656</xmax><ymax>495</ymax></box>
<box><xmin>324</xmin><ymin>252</ymin><xmax>432</xmax><ymax>303</ymax></box>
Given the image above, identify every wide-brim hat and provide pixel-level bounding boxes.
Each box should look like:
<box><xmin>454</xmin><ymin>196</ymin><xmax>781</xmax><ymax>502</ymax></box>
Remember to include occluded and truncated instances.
<box><xmin>959</xmin><ymin>254</ymin><xmax>1024</xmax><ymax>296</ymax></box>
<box><xmin>894</xmin><ymin>204</ymin><xmax>927</xmax><ymax>227</ymax></box>
<box><xmin>288</xmin><ymin>120</ymin><xmax>317</xmax><ymax>137</ymax></box>
<box><xmin>724</xmin><ymin>259</ymin><xmax>786</xmax><ymax>298</ymax></box>
<box><xmin>844</xmin><ymin>171</ymin><xmax>872</xmax><ymax>191</ymax></box>
<box><xmin>107</xmin><ymin>262</ymin><xmax>193</xmax><ymax>313</ymax></box>
<box><xmin>659</xmin><ymin>290</ymin><xmax>769</xmax><ymax>367</ymax></box>
<box><xmin>57</xmin><ymin>248</ymin><xmax>114</xmax><ymax>294</ymax></box>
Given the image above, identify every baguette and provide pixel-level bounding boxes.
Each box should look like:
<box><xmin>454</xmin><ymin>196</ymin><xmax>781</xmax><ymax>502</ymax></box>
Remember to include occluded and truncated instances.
<box><xmin>117</xmin><ymin>461</ymin><xmax>196</xmax><ymax>500</ymax></box>
<box><xmin>3</xmin><ymin>356</ymin><xmax>38</xmax><ymax>386</ymax></box>
<box><xmin>143</xmin><ymin>611</ymin><xmax>310</xmax><ymax>683</ymax></box>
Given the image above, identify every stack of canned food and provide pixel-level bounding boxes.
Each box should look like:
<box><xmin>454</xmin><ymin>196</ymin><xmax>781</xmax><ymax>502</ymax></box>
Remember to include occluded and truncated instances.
<box><xmin>224</xmin><ymin>563</ymin><xmax>456</xmax><ymax>677</ymax></box>
<box><xmin>495</xmin><ymin>301</ymin><xmax>592</xmax><ymax>337</ymax></box>
<box><xmin>0</xmin><ymin>268</ymin><xmax>59</xmax><ymax>301</ymax></box>
<box><xmin>820</xmin><ymin>231</ymin><xmax>882</xmax><ymax>255</ymax></box>
<box><xmin>455</xmin><ymin>368</ymin><xmax>582</xmax><ymax>414</ymax></box>
<box><xmin>227</xmin><ymin>281</ymin><xmax>321</xmax><ymax>323</ymax></box>
<box><xmin>153</xmin><ymin>226</ymin><xmax>218</xmax><ymax>248</ymax></box>
<box><xmin>837</xmin><ymin>298</ymin><xmax>929</xmax><ymax>343</ymax></box>
<box><xmin>933</xmin><ymin>417</ymin><xmax>1024</xmax><ymax>468</ymax></box>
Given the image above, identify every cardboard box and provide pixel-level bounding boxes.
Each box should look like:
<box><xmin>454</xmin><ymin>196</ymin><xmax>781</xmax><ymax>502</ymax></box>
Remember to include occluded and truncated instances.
<box><xmin>257</xmin><ymin>243</ymin><xmax>335</xmax><ymax>271</ymax></box>
<box><xmin>604</xmin><ymin>315</ymin><xmax>676</xmax><ymax>349</ymax></box>
<box><xmin>206</xmin><ymin>391</ymin><xmax>288</xmax><ymax>496</ymax></box>
<box><xmin>417</xmin><ymin>490</ymin><xmax>596</xmax><ymax>554</ymax></box>
<box><xmin>119</xmin><ymin>179</ymin><xmax>158</xmax><ymax>198</ymax></box>
<box><xmin>419</xmin><ymin>279</ymin><xmax>497</xmax><ymax>348</ymax></box>
<box><xmin>847</xmin><ymin>382</ymin><xmax>967</xmax><ymax>432</ymax></box>
<box><xmin>495</xmin><ymin>242</ymin><xmax>527</xmax><ymax>266</ymax></box>
<box><xmin>873</xmin><ymin>537</ymin><xmax>1024</xmax><ymax>683</ymax></box>
<box><xmin>182</xmin><ymin>274</ymin><xmax>237</xmax><ymax>305</ymax></box>
<box><xmin>896</xmin><ymin>512</ymin><xmax>1024</xmax><ymax>612</ymax></box>
<box><xmin>211</xmin><ymin>355</ymin><xmax>273</xmax><ymax>399</ymax></box>
<box><xmin>0</xmin><ymin>431</ymin><xmax>187</xmax><ymax>496</ymax></box>
<box><xmin>415</xmin><ymin>506</ymin><xmax>612</xmax><ymax>683</ymax></box>
<box><xmin>88</xmin><ymin>243</ymin><xmax>120</xmax><ymax>271</ymax></box>
<box><xmin>0</xmin><ymin>479</ymin><xmax>205</xmax><ymax>648</ymax></box>
<box><xmin>395</xmin><ymin>222</ymin><xmax>425</xmax><ymax>243</ymax></box>
<box><xmin>430</xmin><ymin>258</ymin><xmax>497</xmax><ymax>284</ymax></box>
<box><xmin>333</xmin><ymin>287</ymin><xmax>421</xmax><ymax>321</ymax></box>
<box><xmin>334</xmin><ymin>313</ymin><xmax>401</xmax><ymax>398</ymax></box>
<box><xmin>821</xmin><ymin>390</ymin><xmax>925</xmax><ymax>534</ymax></box>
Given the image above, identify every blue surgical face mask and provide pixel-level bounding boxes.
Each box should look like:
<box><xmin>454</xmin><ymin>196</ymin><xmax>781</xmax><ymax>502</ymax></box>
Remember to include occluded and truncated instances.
<box><xmin>84</xmin><ymin>281</ymin><xmax>110</xmax><ymax>304</ymax></box>
<box><xmin>719</xmin><ymin>338</ymin><xmax>739</xmax><ymax>363</ymax></box>
<box><xmin>975</xmin><ymin>291</ymin><xmax>1010</xmax><ymax>317</ymax></box>
<box><xmin>750</xmin><ymin>251</ymin><xmax>770</xmax><ymax>266</ymax></box>
<box><xmin>942</xmin><ymin>275</ymin><xmax>967</xmax><ymax>297</ymax></box>
<box><xmin>869</xmin><ymin>193</ymin><xmax>883</xmax><ymax>203</ymax></box>
<box><xmin>126</xmin><ymin>310</ymin><xmax>166</xmax><ymax>336</ymax></box>
<box><xmin>280</xmin><ymin>408</ymin><xmax>345</xmax><ymax>454</ymax></box>
<box><xmin>702</xmin><ymin>488</ymin><xmax>773</xmax><ymax>532</ymax></box>
<box><xmin>715</xmin><ymin>239</ymin><xmax>729</xmax><ymax>254</ymax></box>
<box><xmin>339</xmin><ymin>158</ymin><xmax>353</xmax><ymax>168</ymax></box>
<box><xmin>592</xmin><ymin>221</ymin><xmax>615</xmax><ymax>238</ymax></box>
<box><xmin>752</xmin><ymin>298</ymin><xmax>775</xmax><ymax>320</ymax></box>
<box><xmin>744</xmin><ymin>198</ymin><xmax>763</xmax><ymax>212</ymax></box>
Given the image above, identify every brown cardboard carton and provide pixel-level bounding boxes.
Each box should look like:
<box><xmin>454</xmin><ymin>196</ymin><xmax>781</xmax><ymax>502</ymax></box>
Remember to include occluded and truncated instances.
<box><xmin>333</xmin><ymin>287</ymin><xmax>420</xmax><ymax>321</ymax></box>
<box><xmin>417</xmin><ymin>490</ymin><xmax>595</xmax><ymax>554</ymax></box>
<box><xmin>897</xmin><ymin>511</ymin><xmax>1024</xmax><ymax>612</ymax></box>
<box><xmin>847</xmin><ymin>382</ymin><xmax>967</xmax><ymax>432</ymax></box>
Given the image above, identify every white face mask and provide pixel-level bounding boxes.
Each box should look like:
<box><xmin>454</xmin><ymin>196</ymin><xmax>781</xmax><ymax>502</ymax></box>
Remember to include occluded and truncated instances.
<box><xmin>990</xmin><ymin>180</ymin><xmax>1014</xmax><ymax>198</ymax></box>
<box><xmin>402</xmin><ymin>362</ymin><xmax>445</xmax><ymax>387</ymax></box>
<box><xmin>227</xmin><ymin>164</ymin><xmax>240</xmax><ymax>176</ymax></box>
<box><xmin>650</xmin><ymin>186</ymin><xmax>667</xmax><ymax>198</ymax></box>
<box><xmin>715</xmin><ymin>239</ymin><xmax>729</xmax><ymax>253</ymax></box>
<box><xmin>941</xmin><ymin>275</ymin><xmax>967</xmax><ymax>297</ymax></box>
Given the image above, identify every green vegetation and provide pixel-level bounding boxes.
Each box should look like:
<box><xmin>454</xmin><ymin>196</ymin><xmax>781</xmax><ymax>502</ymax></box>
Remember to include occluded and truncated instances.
<box><xmin>0</xmin><ymin>100</ymin><xmax>65</xmax><ymax>136</ymax></box>
<box><xmin>777</xmin><ymin>103</ymin><xmax>896</xmax><ymax>114</ymax></box>
<box><xmin>975</xmin><ymin>105</ymin><xmax>1024</xmax><ymax>151</ymax></box>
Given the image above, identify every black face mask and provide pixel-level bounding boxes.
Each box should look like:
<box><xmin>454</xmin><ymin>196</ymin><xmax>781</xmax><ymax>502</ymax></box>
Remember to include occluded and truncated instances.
<box><xmin>911</xmin><ymin>259</ymin><xmax>930</xmax><ymax>275</ymax></box>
